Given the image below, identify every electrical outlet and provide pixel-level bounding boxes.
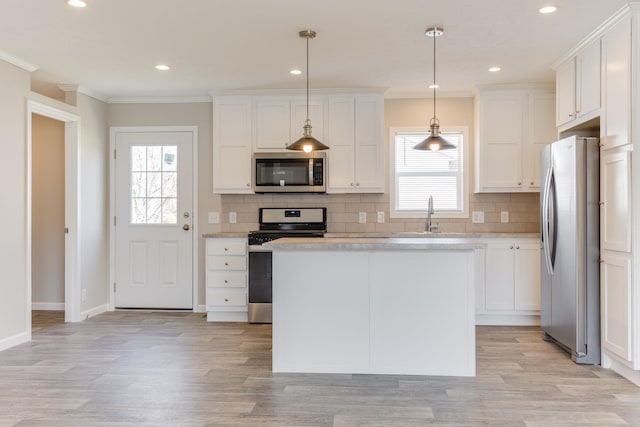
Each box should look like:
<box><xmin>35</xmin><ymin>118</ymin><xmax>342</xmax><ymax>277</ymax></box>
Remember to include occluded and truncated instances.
<box><xmin>229</xmin><ymin>212</ymin><xmax>237</xmax><ymax>224</ymax></box>
<box><xmin>472</xmin><ymin>211</ymin><xmax>485</xmax><ymax>224</ymax></box>
<box><xmin>358</xmin><ymin>212</ymin><xmax>367</xmax><ymax>224</ymax></box>
<box><xmin>208</xmin><ymin>212</ymin><xmax>220</xmax><ymax>224</ymax></box>
<box><xmin>501</xmin><ymin>211</ymin><xmax>509</xmax><ymax>223</ymax></box>
<box><xmin>377</xmin><ymin>211</ymin><xmax>385</xmax><ymax>223</ymax></box>
<box><xmin>81</xmin><ymin>288</ymin><xmax>87</xmax><ymax>302</ymax></box>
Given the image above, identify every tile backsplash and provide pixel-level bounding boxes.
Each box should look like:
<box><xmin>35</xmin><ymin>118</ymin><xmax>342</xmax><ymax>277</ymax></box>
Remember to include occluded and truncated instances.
<box><xmin>220</xmin><ymin>192</ymin><xmax>539</xmax><ymax>234</ymax></box>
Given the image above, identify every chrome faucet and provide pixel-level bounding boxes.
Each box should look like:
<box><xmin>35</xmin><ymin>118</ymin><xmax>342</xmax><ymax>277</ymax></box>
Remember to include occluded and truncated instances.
<box><xmin>426</xmin><ymin>195</ymin><xmax>438</xmax><ymax>232</ymax></box>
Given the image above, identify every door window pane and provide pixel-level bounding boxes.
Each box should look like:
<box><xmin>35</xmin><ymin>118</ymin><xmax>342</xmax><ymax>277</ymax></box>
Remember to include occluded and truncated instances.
<box><xmin>130</xmin><ymin>145</ymin><xmax>178</xmax><ymax>224</ymax></box>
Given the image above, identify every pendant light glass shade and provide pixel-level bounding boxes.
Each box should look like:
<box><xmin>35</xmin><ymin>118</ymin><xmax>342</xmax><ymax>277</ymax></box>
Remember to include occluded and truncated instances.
<box><xmin>414</xmin><ymin>27</ymin><xmax>455</xmax><ymax>152</ymax></box>
<box><xmin>288</xmin><ymin>29</ymin><xmax>329</xmax><ymax>152</ymax></box>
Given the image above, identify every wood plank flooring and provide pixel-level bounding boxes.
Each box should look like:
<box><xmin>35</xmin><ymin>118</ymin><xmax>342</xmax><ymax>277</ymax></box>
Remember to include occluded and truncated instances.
<box><xmin>0</xmin><ymin>311</ymin><xmax>638</xmax><ymax>426</ymax></box>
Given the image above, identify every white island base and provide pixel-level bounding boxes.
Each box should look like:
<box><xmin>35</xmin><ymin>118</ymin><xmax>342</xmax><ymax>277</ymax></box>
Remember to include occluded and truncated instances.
<box><xmin>268</xmin><ymin>238</ymin><xmax>483</xmax><ymax>377</ymax></box>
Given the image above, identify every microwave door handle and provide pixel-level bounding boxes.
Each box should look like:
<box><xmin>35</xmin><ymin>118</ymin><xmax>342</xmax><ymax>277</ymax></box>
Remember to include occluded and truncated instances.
<box><xmin>309</xmin><ymin>159</ymin><xmax>313</xmax><ymax>185</ymax></box>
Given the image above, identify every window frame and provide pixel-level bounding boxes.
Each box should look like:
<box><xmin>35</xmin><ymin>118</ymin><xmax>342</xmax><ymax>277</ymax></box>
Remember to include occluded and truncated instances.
<box><xmin>389</xmin><ymin>126</ymin><xmax>470</xmax><ymax>219</ymax></box>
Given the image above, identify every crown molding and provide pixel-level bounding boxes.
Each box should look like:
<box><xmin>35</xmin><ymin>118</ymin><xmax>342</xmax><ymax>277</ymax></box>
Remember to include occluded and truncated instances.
<box><xmin>210</xmin><ymin>87</ymin><xmax>388</xmax><ymax>97</ymax></box>
<box><xmin>57</xmin><ymin>84</ymin><xmax>109</xmax><ymax>103</ymax></box>
<box><xmin>107</xmin><ymin>96</ymin><xmax>213</xmax><ymax>104</ymax></box>
<box><xmin>384</xmin><ymin>90</ymin><xmax>473</xmax><ymax>99</ymax></box>
<box><xmin>0</xmin><ymin>49</ymin><xmax>38</xmax><ymax>72</ymax></box>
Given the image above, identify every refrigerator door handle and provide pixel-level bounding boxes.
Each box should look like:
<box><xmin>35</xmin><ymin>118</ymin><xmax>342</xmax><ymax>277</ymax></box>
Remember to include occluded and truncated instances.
<box><xmin>542</xmin><ymin>166</ymin><xmax>554</xmax><ymax>275</ymax></box>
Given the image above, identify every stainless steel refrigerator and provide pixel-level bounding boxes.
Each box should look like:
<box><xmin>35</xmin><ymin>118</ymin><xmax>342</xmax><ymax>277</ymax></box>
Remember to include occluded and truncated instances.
<box><xmin>540</xmin><ymin>136</ymin><xmax>600</xmax><ymax>364</ymax></box>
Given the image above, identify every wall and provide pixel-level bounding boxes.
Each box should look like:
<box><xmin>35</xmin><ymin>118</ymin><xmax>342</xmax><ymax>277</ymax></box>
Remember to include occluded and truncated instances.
<box><xmin>107</xmin><ymin>102</ymin><xmax>216</xmax><ymax>310</ymax></box>
<box><xmin>216</xmin><ymin>97</ymin><xmax>539</xmax><ymax>234</ymax></box>
<box><xmin>31</xmin><ymin>114</ymin><xmax>65</xmax><ymax>307</ymax></box>
<box><xmin>74</xmin><ymin>93</ymin><xmax>110</xmax><ymax>314</ymax></box>
<box><xmin>0</xmin><ymin>60</ymin><xmax>31</xmax><ymax>349</ymax></box>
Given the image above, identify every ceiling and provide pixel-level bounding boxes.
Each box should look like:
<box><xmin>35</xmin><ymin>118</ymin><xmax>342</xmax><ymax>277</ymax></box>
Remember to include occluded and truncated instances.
<box><xmin>0</xmin><ymin>0</ymin><xmax>630</xmax><ymax>100</ymax></box>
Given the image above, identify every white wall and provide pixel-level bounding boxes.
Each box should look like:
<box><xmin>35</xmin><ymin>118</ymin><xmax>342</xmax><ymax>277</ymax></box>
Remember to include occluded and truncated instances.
<box><xmin>32</xmin><ymin>114</ymin><xmax>65</xmax><ymax>307</ymax></box>
<box><xmin>72</xmin><ymin>93</ymin><xmax>110</xmax><ymax>314</ymax></box>
<box><xmin>107</xmin><ymin>102</ymin><xmax>216</xmax><ymax>309</ymax></box>
<box><xmin>0</xmin><ymin>60</ymin><xmax>31</xmax><ymax>349</ymax></box>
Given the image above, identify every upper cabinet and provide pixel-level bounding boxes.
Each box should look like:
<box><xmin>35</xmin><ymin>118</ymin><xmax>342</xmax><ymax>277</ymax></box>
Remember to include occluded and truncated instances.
<box><xmin>212</xmin><ymin>91</ymin><xmax>384</xmax><ymax>194</ymax></box>
<box><xmin>555</xmin><ymin>40</ymin><xmax>601</xmax><ymax>129</ymax></box>
<box><xmin>213</xmin><ymin>96</ymin><xmax>253</xmax><ymax>194</ymax></box>
<box><xmin>474</xmin><ymin>86</ymin><xmax>556</xmax><ymax>193</ymax></box>
<box><xmin>254</xmin><ymin>96</ymin><xmax>325</xmax><ymax>150</ymax></box>
<box><xmin>602</xmin><ymin>16</ymin><xmax>631</xmax><ymax>150</ymax></box>
<box><xmin>326</xmin><ymin>94</ymin><xmax>384</xmax><ymax>193</ymax></box>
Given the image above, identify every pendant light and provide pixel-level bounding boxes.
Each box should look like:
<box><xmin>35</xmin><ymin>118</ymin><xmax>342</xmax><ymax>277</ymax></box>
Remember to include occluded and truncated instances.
<box><xmin>287</xmin><ymin>29</ymin><xmax>329</xmax><ymax>152</ymax></box>
<box><xmin>414</xmin><ymin>27</ymin><xmax>456</xmax><ymax>151</ymax></box>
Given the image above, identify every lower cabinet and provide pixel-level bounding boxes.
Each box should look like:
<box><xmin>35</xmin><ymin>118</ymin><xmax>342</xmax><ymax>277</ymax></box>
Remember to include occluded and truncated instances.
<box><xmin>477</xmin><ymin>238</ymin><xmax>541</xmax><ymax>325</ymax></box>
<box><xmin>205</xmin><ymin>238</ymin><xmax>248</xmax><ymax>322</ymax></box>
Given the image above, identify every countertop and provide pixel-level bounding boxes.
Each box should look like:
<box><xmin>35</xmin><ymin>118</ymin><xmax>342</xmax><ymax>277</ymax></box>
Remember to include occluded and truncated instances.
<box><xmin>203</xmin><ymin>232</ymin><xmax>539</xmax><ymax>239</ymax></box>
<box><xmin>202</xmin><ymin>232</ymin><xmax>248</xmax><ymax>238</ymax></box>
<box><xmin>265</xmin><ymin>237</ymin><xmax>486</xmax><ymax>251</ymax></box>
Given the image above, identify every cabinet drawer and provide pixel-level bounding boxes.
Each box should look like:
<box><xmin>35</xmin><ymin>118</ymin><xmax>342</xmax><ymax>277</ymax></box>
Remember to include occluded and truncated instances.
<box><xmin>206</xmin><ymin>239</ymin><xmax>247</xmax><ymax>256</ymax></box>
<box><xmin>207</xmin><ymin>271</ymin><xmax>246</xmax><ymax>288</ymax></box>
<box><xmin>207</xmin><ymin>290</ymin><xmax>247</xmax><ymax>307</ymax></box>
<box><xmin>206</xmin><ymin>255</ymin><xmax>246</xmax><ymax>270</ymax></box>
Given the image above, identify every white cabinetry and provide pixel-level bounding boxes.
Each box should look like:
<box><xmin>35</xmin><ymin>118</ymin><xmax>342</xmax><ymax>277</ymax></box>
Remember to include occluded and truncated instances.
<box><xmin>477</xmin><ymin>238</ymin><xmax>540</xmax><ymax>325</ymax></box>
<box><xmin>213</xmin><ymin>97</ymin><xmax>253</xmax><ymax>193</ymax></box>
<box><xmin>555</xmin><ymin>40</ymin><xmax>601</xmax><ymax>128</ymax></box>
<box><xmin>254</xmin><ymin>96</ymin><xmax>325</xmax><ymax>150</ymax></box>
<box><xmin>474</xmin><ymin>87</ymin><xmax>556</xmax><ymax>192</ymax></box>
<box><xmin>326</xmin><ymin>94</ymin><xmax>384</xmax><ymax>193</ymax></box>
<box><xmin>205</xmin><ymin>238</ymin><xmax>248</xmax><ymax>322</ymax></box>
<box><xmin>602</xmin><ymin>16</ymin><xmax>631</xmax><ymax>150</ymax></box>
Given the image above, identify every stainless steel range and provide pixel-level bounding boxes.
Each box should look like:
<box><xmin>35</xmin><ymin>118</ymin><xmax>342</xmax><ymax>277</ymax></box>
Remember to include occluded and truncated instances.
<box><xmin>247</xmin><ymin>207</ymin><xmax>327</xmax><ymax>323</ymax></box>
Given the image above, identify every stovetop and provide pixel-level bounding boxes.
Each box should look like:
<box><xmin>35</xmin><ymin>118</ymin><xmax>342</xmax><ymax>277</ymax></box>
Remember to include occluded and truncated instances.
<box><xmin>249</xmin><ymin>207</ymin><xmax>327</xmax><ymax>245</ymax></box>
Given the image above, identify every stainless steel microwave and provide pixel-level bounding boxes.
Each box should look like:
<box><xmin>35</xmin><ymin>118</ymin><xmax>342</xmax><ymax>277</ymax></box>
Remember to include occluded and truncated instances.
<box><xmin>253</xmin><ymin>152</ymin><xmax>326</xmax><ymax>193</ymax></box>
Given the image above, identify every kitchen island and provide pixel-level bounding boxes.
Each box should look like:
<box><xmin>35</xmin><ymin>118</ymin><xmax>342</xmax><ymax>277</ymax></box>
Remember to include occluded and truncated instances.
<box><xmin>266</xmin><ymin>237</ymin><xmax>485</xmax><ymax>377</ymax></box>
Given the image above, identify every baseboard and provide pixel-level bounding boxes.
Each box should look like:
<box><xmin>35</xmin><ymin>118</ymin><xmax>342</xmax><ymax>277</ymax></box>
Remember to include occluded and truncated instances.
<box><xmin>603</xmin><ymin>352</ymin><xmax>640</xmax><ymax>387</ymax></box>
<box><xmin>80</xmin><ymin>304</ymin><xmax>109</xmax><ymax>320</ymax></box>
<box><xmin>206</xmin><ymin>311</ymin><xmax>248</xmax><ymax>322</ymax></box>
<box><xmin>476</xmin><ymin>314</ymin><xmax>540</xmax><ymax>326</ymax></box>
<box><xmin>0</xmin><ymin>330</ymin><xmax>30</xmax><ymax>352</ymax></box>
<box><xmin>32</xmin><ymin>302</ymin><xmax>65</xmax><ymax>311</ymax></box>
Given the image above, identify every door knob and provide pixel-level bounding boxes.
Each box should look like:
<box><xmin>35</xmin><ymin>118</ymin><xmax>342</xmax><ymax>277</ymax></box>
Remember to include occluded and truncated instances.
<box><xmin>183</xmin><ymin>224</ymin><xmax>190</xmax><ymax>231</ymax></box>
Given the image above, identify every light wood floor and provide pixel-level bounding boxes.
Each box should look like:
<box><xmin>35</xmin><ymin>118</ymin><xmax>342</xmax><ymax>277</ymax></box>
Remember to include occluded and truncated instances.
<box><xmin>2</xmin><ymin>312</ymin><xmax>639</xmax><ymax>426</ymax></box>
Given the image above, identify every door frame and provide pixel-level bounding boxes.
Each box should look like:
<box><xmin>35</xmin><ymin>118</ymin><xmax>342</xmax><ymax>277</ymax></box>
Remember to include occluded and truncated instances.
<box><xmin>26</xmin><ymin>92</ymin><xmax>82</xmax><ymax>324</ymax></box>
<box><xmin>109</xmin><ymin>126</ymin><xmax>199</xmax><ymax>311</ymax></box>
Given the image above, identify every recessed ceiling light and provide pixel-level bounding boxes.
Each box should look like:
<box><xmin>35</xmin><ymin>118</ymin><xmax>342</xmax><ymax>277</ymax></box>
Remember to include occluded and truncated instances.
<box><xmin>538</xmin><ymin>6</ymin><xmax>557</xmax><ymax>14</ymax></box>
<box><xmin>67</xmin><ymin>0</ymin><xmax>87</xmax><ymax>7</ymax></box>
<box><xmin>155</xmin><ymin>64</ymin><xmax>170</xmax><ymax>71</ymax></box>
<box><xmin>290</xmin><ymin>69</ymin><xmax>302</xmax><ymax>75</ymax></box>
<box><xmin>428</xmin><ymin>84</ymin><xmax>439</xmax><ymax>89</ymax></box>
<box><xmin>488</xmin><ymin>66</ymin><xmax>502</xmax><ymax>72</ymax></box>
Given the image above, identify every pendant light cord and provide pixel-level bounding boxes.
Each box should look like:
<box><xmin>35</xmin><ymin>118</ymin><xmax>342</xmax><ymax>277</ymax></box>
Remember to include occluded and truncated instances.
<box><xmin>306</xmin><ymin>34</ymin><xmax>310</xmax><ymax>121</ymax></box>
<box><xmin>432</xmin><ymin>30</ymin><xmax>436</xmax><ymax>121</ymax></box>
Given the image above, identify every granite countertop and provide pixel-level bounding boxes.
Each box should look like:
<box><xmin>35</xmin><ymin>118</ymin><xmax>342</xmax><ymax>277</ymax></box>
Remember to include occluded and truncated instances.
<box><xmin>265</xmin><ymin>237</ymin><xmax>486</xmax><ymax>251</ymax></box>
<box><xmin>202</xmin><ymin>232</ymin><xmax>248</xmax><ymax>238</ymax></box>
<box><xmin>324</xmin><ymin>232</ymin><xmax>539</xmax><ymax>239</ymax></box>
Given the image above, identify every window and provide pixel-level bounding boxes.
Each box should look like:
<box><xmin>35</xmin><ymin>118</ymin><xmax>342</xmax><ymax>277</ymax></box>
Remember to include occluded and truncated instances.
<box><xmin>130</xmin><ymin>145</ymin><xmax>178</xmax><ymax>224</ymax></box>
<box><xmin>390</xmin><ymin>127</ymin><xmax>469</xmax><ymax>219</ymax></box>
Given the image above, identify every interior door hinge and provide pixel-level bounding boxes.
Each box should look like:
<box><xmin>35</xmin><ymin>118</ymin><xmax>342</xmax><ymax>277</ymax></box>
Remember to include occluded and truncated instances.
<box><xmin>114</xmin><ymin>282</ymin><xmax>117</xmax><ymax>293</ymax></box>
<box><xmin>113</xmin><ymin>149</ymin><xmax>117</xmax><ymax>160</ymax></box>
<box><xmin>113</xmin><ymin>216</ymin><xmax>116</xmax><ymax>226</ymax></box>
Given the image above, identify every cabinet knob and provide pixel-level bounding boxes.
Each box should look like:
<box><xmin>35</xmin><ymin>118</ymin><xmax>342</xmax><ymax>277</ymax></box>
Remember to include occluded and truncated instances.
<box><xmin>530</xmin><ymin>181</ymin><xmax>534</xmax><ymax>185</ymax></box>
<box><xmin>510</xmin><ymin>245</ymin><xmax>514</xmax><ymax>249</ymax></box>
<box><xmin>575</xmin><ymin>109</ymin><xmax>581</xmax><ymax>114</ymax></box>
<box><xmin>224</xmin><ymin>247</ymin><xmax>228</xmax><ymax>251</ymax></box>
<box><xmin>517</xmin><ymin>182</ymin><xmax>521</xmax><ymax>186</ymax></box>
<box><xmin>246</xmin><ymin>183</ymin><xmax>250</xmax><ymax>187</ymax></box>
<box><xmin>224</xmin><ymin>280</ymin><xmax>228</xmax><ymax>283</ymax></box>
<box><xmin>350</xmin><ymin>183</ymin><xmax>355</xmax><ymax>187</ymax></box>
<box><xmin>224</xmin><ymin>262</ymin><xmax>228</xmax><ymax>266</ymax></box>
<box><xmin>599</xmin><ymin>201</ymin><xmax>604</xmax><ymax>206</ymax></box>
<box><xmin>356</xmin><ymin>182</ymin><xmax>360</xmax><ymax>187</ymax></box>
<box><xmin>224</xmin><ymin>298</ymin><xmax>229</xmax><ymax>302</ymax></box>
<box><xmin>516</xmin><ymin>245</ymin><xmax>520</xmax><ymax>250</ymax></box>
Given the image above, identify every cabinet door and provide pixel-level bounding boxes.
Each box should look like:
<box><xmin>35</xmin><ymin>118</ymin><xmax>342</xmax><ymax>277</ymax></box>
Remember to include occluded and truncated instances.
<box><xmin>255</xmin><ymin>97</ymin><xmax>290</xmax><ymax>150</ymax></box>
<box><xmin>525</xmin><ymin>92</ymin><xmax>556</xmax><ymax>189</ymax></box>
<box><xmin>514</xmin><ymin>241</ymin><xmax>540</xmax><ymax>311</ymax></box>
<box><xmin>326</xmin><ymin>96</ymin><xmax>356</xmax><ymax>191</ymax></box>
<box><xmin>602</xmin><ymin>16</ymin><xmax>631</xmax><ymax>150</ymax></box>
<box><xmin>290</xmin><ymin>96</ymin><xmax>325</xmax><ymax>145</ymax></box>
<box><xmin>353</xmin><ymin>95</ymin><xmax>384</xmax><ymax>192</ymax></box>
<box><xmin>555</xmin><ymin>58</ymin><xmax>576</xmax><ymax>127</ymax></box>
<box><xmin>601</xmin><ymin>149</ymin><xmax>631</xmax><ymax>252</ymax></box>
<box><xmin>601</xmin><ymin>253</ymin><xmax>632</xmax><ymax>362</ymax></box>
<box><xmin>484</xmin><ymin>241</ymin><xmax>515</xmax><ymax>311</ymax></box>
<box><xmin>477</xmin><ymin>92</ymin><xmax>524</xmax><ymax>191</ymax></box>
<box><xmin>213</xmin><ymin>97</ymin><xmax>253</xmax><ymax>193</ymax></box>
<box><xmin>576</xmin><ymin>40</ymin><xmax>601</xmax><ymax>119</ymax></box>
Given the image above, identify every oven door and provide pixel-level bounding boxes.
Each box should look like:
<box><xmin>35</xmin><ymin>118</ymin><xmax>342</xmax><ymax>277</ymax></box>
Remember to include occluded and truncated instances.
<box><xmin>248</xmin><ymin>246</ymin><xmax>272</xmax><ymax>323</ymax></box>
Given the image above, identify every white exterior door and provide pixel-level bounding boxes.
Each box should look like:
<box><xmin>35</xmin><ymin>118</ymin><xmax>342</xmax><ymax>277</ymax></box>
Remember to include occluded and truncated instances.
<box><xmin>114</xmin><ymin>131</ymin><xmax>193</xmax><ymax>309</ymax></box>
